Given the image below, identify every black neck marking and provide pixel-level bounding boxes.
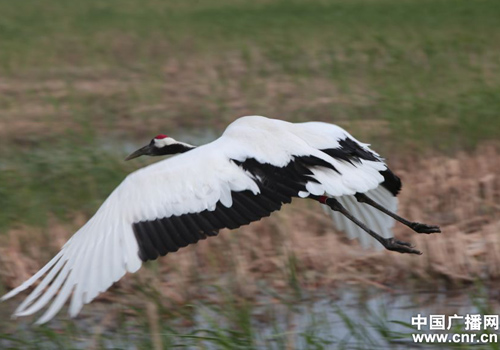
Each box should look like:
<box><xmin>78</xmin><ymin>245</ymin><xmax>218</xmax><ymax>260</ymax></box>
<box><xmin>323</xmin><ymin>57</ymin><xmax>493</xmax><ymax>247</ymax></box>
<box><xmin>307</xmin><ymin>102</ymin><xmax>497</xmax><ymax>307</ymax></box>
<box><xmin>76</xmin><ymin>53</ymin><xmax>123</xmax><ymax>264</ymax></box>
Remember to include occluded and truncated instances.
<box><xmin>153</xmin><ymin>143</ymin><xmax>196</xmax><ymax>156</ymax></box>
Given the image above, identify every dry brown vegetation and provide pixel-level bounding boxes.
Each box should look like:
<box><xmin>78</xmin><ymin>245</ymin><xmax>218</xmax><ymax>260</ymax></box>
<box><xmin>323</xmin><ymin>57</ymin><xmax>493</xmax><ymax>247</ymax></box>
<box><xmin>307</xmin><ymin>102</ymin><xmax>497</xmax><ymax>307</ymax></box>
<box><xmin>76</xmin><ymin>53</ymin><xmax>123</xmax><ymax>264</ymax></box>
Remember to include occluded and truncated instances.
<box><xmin>0</xmin><ymin>53</ymin><xmax>379</xmax><ymax>142</ymax></box>
<box><xmin>1</xmin><ymin>144</ymin><xmax>499</xmax><ymax>308</ymax></box>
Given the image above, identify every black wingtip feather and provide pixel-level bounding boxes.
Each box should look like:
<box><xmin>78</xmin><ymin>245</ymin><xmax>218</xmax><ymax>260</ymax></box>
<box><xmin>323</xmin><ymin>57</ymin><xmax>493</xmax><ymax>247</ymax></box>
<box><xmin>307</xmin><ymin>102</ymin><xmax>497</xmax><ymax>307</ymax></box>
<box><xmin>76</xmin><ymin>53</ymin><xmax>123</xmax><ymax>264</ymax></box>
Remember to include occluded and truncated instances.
<box><xmin>380</xmin><ymin>168</ymin><xmax>402</xmax><ymax>196</ymax></box>
<box><xmin>133</xmin><ymin>223</ymin><xmax>159</xmax><ymax>261</ymax></box>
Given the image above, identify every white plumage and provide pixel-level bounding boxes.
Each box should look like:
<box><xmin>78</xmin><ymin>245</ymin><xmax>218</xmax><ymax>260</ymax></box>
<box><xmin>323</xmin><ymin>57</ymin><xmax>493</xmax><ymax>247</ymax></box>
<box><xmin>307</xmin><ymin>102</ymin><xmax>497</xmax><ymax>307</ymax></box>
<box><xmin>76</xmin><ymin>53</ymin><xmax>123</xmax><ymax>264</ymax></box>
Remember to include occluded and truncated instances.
<box><xmin>2</xmin><ymin>115</ymin><xmax>418</xmax><ymax>324</ymax></box>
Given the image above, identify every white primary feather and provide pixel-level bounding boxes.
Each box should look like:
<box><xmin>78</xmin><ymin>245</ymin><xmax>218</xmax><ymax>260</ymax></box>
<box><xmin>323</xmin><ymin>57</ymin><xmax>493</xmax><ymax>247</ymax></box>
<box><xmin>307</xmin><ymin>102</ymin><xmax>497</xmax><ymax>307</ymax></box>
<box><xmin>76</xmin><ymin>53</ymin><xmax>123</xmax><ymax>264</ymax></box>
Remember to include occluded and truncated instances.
<box><xmin>2</xmin><ymin>115</ymin><xmax>399</xmax><ymax>323</ymax></box>
<box><xmin>2</xmin><ymin>138</ymin><xmax>262</xmax><ymax>323</ymax></box>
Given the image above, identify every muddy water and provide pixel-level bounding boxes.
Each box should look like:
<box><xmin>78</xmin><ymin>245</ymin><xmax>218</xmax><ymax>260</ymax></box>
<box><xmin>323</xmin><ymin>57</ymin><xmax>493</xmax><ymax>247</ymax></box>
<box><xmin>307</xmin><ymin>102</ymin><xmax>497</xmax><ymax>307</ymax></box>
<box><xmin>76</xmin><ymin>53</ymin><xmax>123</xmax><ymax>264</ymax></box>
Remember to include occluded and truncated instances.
<box><xmin>197</xmin><ymin>287</ymin><xmax>497</xmax><ymax>349</ymax></box>
<box><xmin>287</xmin><ymin>287</ymin><xmax>497</xmax><ymax>348</ymax></box>
<box><xmin>2</xmin><ymin>287</ymin><xmax>494</xmax><ymax>349</ymax></box>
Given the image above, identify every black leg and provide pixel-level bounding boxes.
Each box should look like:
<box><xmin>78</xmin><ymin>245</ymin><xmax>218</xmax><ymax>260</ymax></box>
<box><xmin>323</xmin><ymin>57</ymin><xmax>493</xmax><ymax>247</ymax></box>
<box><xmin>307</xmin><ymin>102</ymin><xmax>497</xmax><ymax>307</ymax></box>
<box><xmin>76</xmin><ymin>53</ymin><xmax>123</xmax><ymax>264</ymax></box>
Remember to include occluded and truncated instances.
<box><xmin>310</xmin><ymin>195</ymin><xmax>422</xmax><ymax>255</ymax></box>
<box><xmin>354</xmin><ymin>193</ymin><xmax>441</xmax><ymax>234</ymax></box>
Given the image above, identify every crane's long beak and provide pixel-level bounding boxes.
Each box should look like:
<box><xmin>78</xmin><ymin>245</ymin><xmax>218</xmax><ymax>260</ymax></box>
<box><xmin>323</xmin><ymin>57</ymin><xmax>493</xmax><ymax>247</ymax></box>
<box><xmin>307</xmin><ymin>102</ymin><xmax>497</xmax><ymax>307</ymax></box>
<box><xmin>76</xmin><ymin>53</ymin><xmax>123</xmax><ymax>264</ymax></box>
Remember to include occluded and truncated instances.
<box><xmin>125</xmin><ymin>144</ymin><xmax>152</xmax><ymax>161</ymax></box>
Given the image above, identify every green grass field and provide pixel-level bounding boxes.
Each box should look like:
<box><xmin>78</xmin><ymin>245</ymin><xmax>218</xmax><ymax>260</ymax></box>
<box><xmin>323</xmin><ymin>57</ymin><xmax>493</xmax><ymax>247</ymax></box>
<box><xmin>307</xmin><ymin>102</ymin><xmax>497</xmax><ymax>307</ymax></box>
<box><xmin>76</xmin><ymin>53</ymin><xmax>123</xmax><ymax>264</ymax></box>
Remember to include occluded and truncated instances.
<box><xmin>1</xmin><ymin>0</ymin><xmax>499</xmax><ymax>232</ymax></box>
<box><xmin>1</xmin><ymin>0</ymin><xmax>499</xmax><ymax>147</ymax></box>
<box><xmin>1</xmin><ymin>0</ymin><xmax>500</xmax><ymax>348</ymax></box>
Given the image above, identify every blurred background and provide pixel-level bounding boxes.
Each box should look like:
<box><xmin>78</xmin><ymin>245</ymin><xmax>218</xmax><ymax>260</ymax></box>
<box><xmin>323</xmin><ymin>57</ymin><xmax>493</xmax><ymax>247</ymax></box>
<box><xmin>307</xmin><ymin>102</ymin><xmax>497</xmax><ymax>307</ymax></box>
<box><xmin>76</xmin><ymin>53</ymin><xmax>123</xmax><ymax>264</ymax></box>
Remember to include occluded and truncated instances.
<box><xmin>0</xmin><ymin>0</ymin><xmax>499</xmax><ymax>348</ymax></box>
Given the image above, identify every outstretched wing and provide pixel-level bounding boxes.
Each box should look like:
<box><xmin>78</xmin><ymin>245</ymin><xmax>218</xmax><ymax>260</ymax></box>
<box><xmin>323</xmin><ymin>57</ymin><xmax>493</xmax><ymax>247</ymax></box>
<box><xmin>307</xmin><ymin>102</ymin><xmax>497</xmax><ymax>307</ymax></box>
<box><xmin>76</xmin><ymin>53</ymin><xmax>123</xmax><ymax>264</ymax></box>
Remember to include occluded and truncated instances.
<box><xmin>1</xmin><ymin>140</ymin><xmax>294</xmax><ymax>324</ymax></box>
<box><xmin>2</xmin><ymin>116</ymin><xmax>402</xmax><ymax>323</ymax></box>
<box><xmin>287</xmin><ymin>120</ymin><xmax>401</xmax><ymax>248</ymax></box>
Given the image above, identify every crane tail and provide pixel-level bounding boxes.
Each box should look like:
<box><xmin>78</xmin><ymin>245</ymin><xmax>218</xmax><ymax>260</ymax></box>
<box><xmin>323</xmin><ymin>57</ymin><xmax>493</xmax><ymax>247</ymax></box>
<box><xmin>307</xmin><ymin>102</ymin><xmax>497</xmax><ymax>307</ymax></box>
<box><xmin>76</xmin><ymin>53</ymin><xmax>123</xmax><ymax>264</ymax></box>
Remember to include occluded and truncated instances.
<box><xmin>326</xmin><ymin>185</ymin><xmax>397</xmax><ymax>249</ymax></box>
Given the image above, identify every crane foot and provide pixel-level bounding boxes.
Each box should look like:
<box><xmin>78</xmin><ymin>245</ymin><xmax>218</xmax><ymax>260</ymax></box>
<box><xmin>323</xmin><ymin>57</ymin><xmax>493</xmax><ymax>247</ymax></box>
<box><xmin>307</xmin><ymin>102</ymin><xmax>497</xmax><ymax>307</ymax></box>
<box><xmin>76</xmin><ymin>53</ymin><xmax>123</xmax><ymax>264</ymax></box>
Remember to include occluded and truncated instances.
<box><xmin>383</xmin><ymin>238</ymin><xmax>422</xmax><ymax>255</ymax></box>
<box><xmin>409</xmin><ymin>222</ymin><xmax>441</xmax><ymax>234</ymax></box>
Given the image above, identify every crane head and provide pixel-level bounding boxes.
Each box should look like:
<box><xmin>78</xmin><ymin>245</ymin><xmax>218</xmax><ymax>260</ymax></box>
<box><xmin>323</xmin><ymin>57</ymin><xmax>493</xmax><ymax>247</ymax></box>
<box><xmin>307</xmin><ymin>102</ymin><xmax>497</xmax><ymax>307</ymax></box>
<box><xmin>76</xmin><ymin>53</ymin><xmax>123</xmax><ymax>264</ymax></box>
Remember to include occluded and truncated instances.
<box><xmin>125</xmin><ymin>134</ymin><xmax>196</xmax><ymax>160</ymax></box>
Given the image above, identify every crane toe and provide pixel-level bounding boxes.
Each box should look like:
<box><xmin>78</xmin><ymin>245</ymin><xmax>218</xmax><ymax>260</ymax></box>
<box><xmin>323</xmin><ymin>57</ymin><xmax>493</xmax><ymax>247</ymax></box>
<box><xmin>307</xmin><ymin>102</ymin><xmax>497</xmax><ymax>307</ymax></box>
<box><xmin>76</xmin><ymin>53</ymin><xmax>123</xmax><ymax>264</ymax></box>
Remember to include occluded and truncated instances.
<box><xmin>410</xmin><ymin>222</ymin><xmax>441</xmax><ymax>234</ymax></box>
<box><xmin>383</xmin><ymin>238</ymin><xmax>422</xmax><ymax>255</ymax></box>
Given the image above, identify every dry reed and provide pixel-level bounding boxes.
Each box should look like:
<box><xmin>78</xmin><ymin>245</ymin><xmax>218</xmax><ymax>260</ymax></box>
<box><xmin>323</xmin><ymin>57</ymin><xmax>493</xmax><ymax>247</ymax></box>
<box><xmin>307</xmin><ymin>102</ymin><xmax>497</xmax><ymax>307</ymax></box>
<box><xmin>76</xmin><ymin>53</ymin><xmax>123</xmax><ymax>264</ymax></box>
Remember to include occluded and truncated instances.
<box><xmin>1</xmin><ymin>144</ymin><xmax>499</xmax><ymax>308</ymax></box>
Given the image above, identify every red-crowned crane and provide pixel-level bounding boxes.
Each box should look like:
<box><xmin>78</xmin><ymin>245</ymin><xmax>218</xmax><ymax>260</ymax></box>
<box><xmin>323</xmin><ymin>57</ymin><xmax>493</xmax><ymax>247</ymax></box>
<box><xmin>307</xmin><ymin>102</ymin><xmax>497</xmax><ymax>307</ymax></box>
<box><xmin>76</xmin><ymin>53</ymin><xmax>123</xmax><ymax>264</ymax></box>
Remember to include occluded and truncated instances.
<box><xmin>1</xmin><ymin>116</ymin><xmax>440</xmax><ymax>324</ymax></box>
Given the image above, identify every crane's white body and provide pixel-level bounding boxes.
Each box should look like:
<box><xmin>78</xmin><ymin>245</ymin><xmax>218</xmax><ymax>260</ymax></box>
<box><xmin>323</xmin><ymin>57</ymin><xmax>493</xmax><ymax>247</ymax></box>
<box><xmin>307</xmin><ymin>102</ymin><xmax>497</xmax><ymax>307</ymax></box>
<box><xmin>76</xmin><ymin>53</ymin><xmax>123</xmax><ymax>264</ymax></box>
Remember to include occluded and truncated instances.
<box><xmin>2</xmin><ymin>116</ymin><xmax>397</xmax><ymax>324</ymax></box>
